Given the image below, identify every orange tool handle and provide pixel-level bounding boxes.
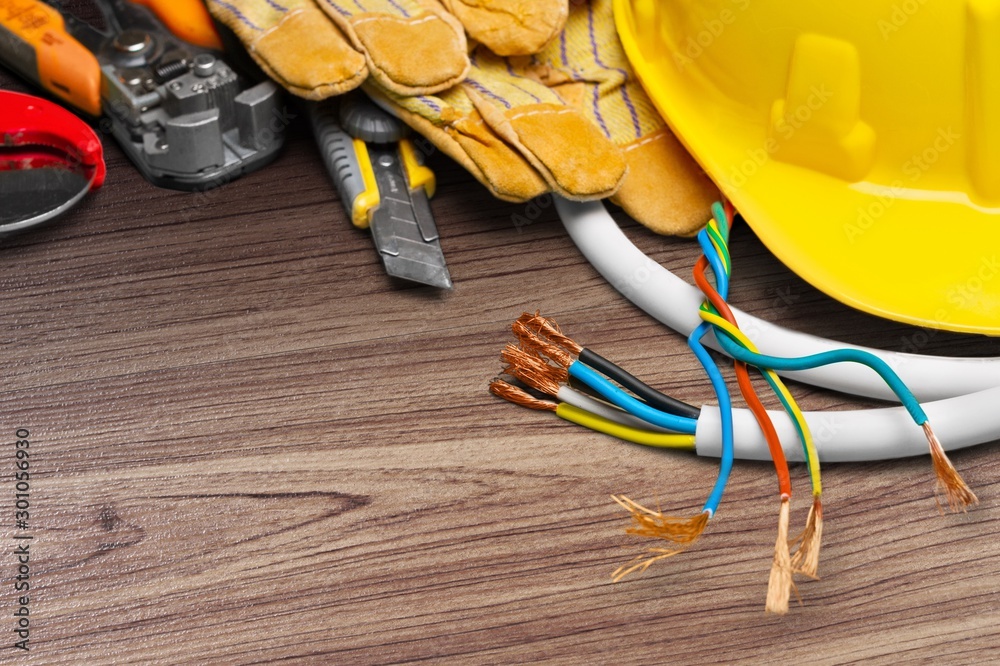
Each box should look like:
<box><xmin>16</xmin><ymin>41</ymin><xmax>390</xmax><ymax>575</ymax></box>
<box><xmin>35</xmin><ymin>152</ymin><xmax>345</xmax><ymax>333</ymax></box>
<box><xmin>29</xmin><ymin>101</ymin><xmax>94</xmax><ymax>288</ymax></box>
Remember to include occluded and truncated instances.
<box><xmin>0</xmin><ymin>0</ymin><xmax>101</xmax><ymax>116</ymax></box>
<box><xmin>129</xmin><ymin>0</ymin><xmax>222</xmax><ymax>50</ymax></box>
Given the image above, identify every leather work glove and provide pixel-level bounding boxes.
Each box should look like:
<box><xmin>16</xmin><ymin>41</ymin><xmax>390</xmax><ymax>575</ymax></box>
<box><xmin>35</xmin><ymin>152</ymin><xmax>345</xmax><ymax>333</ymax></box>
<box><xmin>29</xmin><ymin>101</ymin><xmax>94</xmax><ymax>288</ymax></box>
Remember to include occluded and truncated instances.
<box><xmin>204</xmin><ymin>0</ymin><xmax>567</xmax><ymax>99</ymax></box>
<box><xmin>433</xmin><ymin>0</ymin><xmax>567</xmax><ymax>55</ymax></box>
<box><xmin>519</xmin><ymin>0</ymin><xmax>720</xmax><ymax>235</ymax></box>
<box><xmin>209</xmin><ymin>0</ymin><xmax>714</xmax><ymax>230</ymax></box>
<box><xmin>363</xmin><ymin>47</ymin><xmax>627</xmax><ymax>202</ymax></box>
<box><xmin>364</xmin><ymin>0</ymin><xmax>718</xmax><ymax>230</ymax></box>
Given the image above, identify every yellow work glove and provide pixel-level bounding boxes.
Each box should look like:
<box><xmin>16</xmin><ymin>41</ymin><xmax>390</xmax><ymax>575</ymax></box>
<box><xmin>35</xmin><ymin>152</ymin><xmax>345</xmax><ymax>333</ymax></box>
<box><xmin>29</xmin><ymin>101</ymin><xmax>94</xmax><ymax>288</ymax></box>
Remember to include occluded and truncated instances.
<box><xmin>205</xmin><ymin>0</ymin><xmax>567</xmax><ymax>100</ymax></box>
<box><xmin>363</xmin><ymin>47</ymin><xmax>627</xmax><ymax>202</ymax></box>
<box><xmin>205</xmin><ymin>0</ymin><xmax>465</xmax><ymax>98</ymax></box>
<box><xmin>519</xmin><ymin>0</ymin><xmax>719</xmax><ymax>235</ymax></box>
<box><xmin>433</xmin><ymin>0</ymin><xmax>567</xmax><ymax>55</ymax></box>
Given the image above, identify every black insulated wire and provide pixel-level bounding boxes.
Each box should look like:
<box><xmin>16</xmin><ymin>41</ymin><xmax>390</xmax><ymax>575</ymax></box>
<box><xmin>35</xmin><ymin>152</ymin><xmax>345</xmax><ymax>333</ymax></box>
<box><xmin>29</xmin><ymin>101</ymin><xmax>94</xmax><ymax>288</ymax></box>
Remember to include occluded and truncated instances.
<box><xmin>577</xmin><ymin>348</ymin><xmax>701</xmax><ymax>420</ymax></box>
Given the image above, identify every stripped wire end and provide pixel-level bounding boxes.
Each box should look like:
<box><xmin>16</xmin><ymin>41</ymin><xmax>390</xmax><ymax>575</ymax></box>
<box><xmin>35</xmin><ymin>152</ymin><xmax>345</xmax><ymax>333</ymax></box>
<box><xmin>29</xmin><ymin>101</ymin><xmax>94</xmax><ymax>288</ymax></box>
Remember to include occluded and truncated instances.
<box><xmin>612</xmin><ymin>547</ymin><xmax>691</xmax><ymax>582</ymax></box>
<box><xmin>790</xmin><ymin>497</ymin><xmax>823</xmax><ymax>579</ymax></box>
<box><xmin>500</xmin><ymin>344</ymin><xmax>567</xmax><ymax>397</ymax></box>
<box><xmin>765</xmin><ymin>498</ymin><xmax>795</xmax><ymax>615</ymax></box>
<box><xmin>511</xmin><ymin>318</ymin><xmax>575</xmax><ymax>368</ymax></box>
<box><xmin>489</xmin><ymin>379</ymin><xmax>557</xmax><ymax>412</ymax></box>
<box><xmin>923</xmin><ymin>422</ymin><xmax>978</xmax><ymax>513</ymax></box>
<box><xmin>610</xmin><ymin>495</ymin><xmax>709</xmax><ymax>581</ymax></box>
<box><xmin>514</xmin><ymin>312</ymin><xmax>583</xmax><ymax>356</ymax></box>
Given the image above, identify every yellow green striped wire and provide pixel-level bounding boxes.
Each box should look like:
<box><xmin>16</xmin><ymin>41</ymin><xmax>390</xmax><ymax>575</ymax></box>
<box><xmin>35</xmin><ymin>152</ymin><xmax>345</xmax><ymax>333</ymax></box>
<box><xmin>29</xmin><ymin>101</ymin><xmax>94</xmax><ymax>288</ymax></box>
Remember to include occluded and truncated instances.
<box><xmin>700</xmin><ymin>310</ymin><xmax>822</xmax><ymax>495</ymax></box>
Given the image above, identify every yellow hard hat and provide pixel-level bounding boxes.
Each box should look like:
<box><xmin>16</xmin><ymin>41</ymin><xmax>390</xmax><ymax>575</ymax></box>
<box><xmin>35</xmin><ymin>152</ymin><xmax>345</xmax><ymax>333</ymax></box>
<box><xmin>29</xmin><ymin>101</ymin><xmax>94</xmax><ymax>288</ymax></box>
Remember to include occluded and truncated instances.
<box><xmin>614</xmin><ymin>0</ymin><xmax>1000</xmax><ymax>335</ymax></box>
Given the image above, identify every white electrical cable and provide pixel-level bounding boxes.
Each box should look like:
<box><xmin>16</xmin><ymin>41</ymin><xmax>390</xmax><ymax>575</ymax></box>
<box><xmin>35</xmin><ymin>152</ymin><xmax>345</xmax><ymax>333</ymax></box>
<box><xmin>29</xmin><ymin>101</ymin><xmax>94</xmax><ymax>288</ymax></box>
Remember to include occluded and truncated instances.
<box><xmin>556</xmin><ymin>198</ymin><xmax>1000</xmax><ymax>403</ymax></box>
<box><xmin>554</xmin><ymin>197</ymin><xmax>1000</xmax><ymax>460</ymax></box>
<box><xmin>697</xmin><ymin>388</ymin><xmax>1000</xmax><ymax>461</ymax></box>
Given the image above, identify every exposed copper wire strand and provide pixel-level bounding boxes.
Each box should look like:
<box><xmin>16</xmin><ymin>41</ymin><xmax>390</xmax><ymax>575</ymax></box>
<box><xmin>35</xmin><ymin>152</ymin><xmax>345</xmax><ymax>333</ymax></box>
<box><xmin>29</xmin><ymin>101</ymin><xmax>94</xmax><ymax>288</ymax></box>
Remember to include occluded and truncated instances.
<box><xmin>489</xmin><ymin>379</ymin><xmax>557</xmax><ymax>412</ymax></box>
<box><xmin>765</xmin><ymin>498</ymin><xmax>795</xmax><ymax>615</ymax></box>
<box><xmin>924</xmin><ymin>422</ymin><xmax>978</xmax><ymax>512</ymax></box>
<box><xmin>610</xmin><ymin>496</ymin><xmax>710</xmax><ymax>581</ymax></box>
<box><xmin>612</xmin><ymin>547</ymin><xmax>693</xmax><ymax>582</ymax></box>
<box><xmin>514</xmin><ymin>312</ymin><xmax>583</xmax><ymax>355</ymax></box>
<box><xmin>502</xmin><ymin>363</ymin><xmax>561</xmax><ymax>397</ymax></box>
<box><xmin>790</xmin><ymin>498</ymin><xmax>823</xmax><ymax>579</ymax></box>
<box><xmin>511</xmin><ymin>318</ymin><xmax>576</xmax><ymax>368</ymax></box>
<box><xmin>500</xmin><ymin>344</ymin><xmax>567</xmax><ymax>396</ymax></box>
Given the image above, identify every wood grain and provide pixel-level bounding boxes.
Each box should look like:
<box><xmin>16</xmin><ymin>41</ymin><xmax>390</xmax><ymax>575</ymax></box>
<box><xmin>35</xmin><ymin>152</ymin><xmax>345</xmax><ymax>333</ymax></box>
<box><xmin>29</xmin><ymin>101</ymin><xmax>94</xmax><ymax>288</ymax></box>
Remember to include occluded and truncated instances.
<box><xmin>3</xmin><ymin>63</ymin><xmax>1000</xmax><ymax>665</ymax></box>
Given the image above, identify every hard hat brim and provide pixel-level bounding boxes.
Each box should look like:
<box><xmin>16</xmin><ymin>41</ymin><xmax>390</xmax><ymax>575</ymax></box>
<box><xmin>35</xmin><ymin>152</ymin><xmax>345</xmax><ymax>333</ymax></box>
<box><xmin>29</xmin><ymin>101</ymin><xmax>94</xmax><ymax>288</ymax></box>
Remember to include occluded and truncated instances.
<box><xmin>614</xmin><ymin>0</ymin><xmax>1000</xmax><ymax>336</ymax></box>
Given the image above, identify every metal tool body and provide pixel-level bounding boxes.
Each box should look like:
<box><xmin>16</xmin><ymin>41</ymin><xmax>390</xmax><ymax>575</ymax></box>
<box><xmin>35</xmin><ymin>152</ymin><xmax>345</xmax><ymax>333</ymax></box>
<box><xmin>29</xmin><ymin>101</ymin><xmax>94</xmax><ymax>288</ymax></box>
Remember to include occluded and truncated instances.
<box><xmin>309</xmin><ymin>93</ymin><xmax>452</xmax><ymax>289</ymax></box>
<box><xmin>0</xmin><ymin>0</ymin><xmax>283</xmax><ymax>190</ymax></box>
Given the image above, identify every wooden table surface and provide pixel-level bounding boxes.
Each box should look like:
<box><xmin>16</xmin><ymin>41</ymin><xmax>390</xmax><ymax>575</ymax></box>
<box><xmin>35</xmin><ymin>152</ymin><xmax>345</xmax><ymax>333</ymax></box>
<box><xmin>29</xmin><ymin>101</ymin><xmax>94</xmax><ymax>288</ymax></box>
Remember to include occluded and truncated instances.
<box><xmin>3</xmin><ymin>64</ymin><xmax>1000</xmax><ymax>665</ymax></box>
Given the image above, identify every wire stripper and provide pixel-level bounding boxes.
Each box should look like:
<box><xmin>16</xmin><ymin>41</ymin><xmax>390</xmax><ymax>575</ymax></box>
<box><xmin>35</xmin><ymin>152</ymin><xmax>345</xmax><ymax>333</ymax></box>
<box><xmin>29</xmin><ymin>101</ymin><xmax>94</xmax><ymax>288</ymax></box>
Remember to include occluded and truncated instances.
<box><xmin>309</xmin><ymin>92</ymin><xmax>452</xmax><ymax>289</ymax></box>
<box><xmin>0</xmin><ymin>0</ymin><xmax>283</xmax><ymax>190</ymax></box>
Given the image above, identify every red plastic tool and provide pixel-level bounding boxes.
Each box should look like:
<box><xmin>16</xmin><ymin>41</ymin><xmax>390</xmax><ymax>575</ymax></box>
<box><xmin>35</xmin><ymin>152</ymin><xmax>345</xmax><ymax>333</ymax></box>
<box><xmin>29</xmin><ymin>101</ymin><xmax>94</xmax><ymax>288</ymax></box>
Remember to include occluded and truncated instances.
<box><xmin>0</xmin><ymin>90</ymin><xmax>105</xmax><ymax>235</ymax></box>
<box><xmin>1</xmin><ymin>89</ymin><xmax>106</xmax><ymax>188</ymax></box>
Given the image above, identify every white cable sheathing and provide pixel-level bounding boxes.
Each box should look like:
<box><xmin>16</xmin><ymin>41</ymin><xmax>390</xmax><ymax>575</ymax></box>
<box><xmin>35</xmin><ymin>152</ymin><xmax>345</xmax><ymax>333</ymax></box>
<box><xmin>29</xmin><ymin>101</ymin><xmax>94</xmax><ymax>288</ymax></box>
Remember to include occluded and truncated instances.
<box><xmin>556</xmin><ymin>198</ymin><xmax>1000</xmax><ymax>403</ymax></box>
<box><xmin>695</xmin><ymin>386</ymin><xmax>1000</xmax><ymax>462</ymax></box>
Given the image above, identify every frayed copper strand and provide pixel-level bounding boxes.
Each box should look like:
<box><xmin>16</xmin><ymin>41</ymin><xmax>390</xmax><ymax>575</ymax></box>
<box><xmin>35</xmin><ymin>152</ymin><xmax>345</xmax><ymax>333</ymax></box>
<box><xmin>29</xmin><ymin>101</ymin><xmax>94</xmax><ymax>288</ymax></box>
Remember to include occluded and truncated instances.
<box><xmin>511</xmin><ymin>318</ymin><xmax>575</xmax><ymax>368</ymax></box>
<box><xmin>765</xmin><ymin>498</ymin><xmax>794</xmax><ymax>615</ymax></box>
<box><xmin>790</xmin><ymin>497</ymin><xmax>822</xmax><ymax>580</ymax></box>
<box><xmin>501</xmin><ymin>362</ymin><xmax>560</xmax><ymax>397</ymax></box>
<box><xmin>500</xmin><ymin>345</ymin><xmax>567</xmax><ymax>397</ymax></box>
<box><xmin>610</xmin><ymin>496</ymin><xmax>710</xmax><ymax>581</ymax></box>
<box><xmin>500</xmin><ymin>344</ymin><xmax>567</xmax><ymax>381</ymax></box>
<box><xmin>488</xmin><ymin>380</ymin><xmax>557</xmax><ymax>412</ymax></box>
<box><xmin>612</xmin><ymin>547</ymin><xmax>692</xmax><ymax>582</ymax></box>
<box><xmin>514</xmin><ymin>312</ymin><xmax>583</xmax><ymax>355</ymax></box>
<box><xmin>612</xmin><ymin>496</ymin><xmax>709</xmax><ymax>544</ymax></box>
<box><xmin>924</xmin><ymin>422</ymin><xmax>978</xmax><ymax>513</ymax></box>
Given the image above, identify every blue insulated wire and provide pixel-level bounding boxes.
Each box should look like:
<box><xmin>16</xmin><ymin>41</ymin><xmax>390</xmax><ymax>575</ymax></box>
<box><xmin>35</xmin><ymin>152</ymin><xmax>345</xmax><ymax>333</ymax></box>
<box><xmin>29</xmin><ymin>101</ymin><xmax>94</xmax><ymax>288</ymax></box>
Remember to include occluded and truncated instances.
<box><xmin>698</xmin><ymin>230</ymin><xmax>729</xmax><ymax>299</ymax></box>
<box><xmin>695</xmin><ymin>217</ymin><xmax>926</xmax><ymax>425</ymax></box>
<box><xmin>712</xmin><ymin>332</ymin><xmax>928</xmax><ymax>424</ymax></box>
<box><xmin>688</xmin><ymin>322</ymin><xmax>734</xmax><ymax>516</ymax></box>
<box><xmin>566</xmin><ymin>362</ymin><xmax>699</xmax><ymax>434</ymax></box>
